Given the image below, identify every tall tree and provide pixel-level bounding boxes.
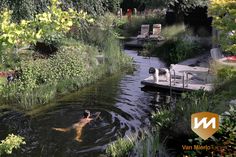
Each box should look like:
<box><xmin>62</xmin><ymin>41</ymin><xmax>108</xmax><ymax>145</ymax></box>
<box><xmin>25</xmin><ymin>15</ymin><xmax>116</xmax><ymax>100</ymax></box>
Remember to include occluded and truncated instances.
<box><xmin>127</xmin><ymin>0</ymin><xmax>208</xmax><ymax>14</ymax></box>
<box><xmin>0</xmin><ymin>0</ymin><xmax>36</xmax><ymax>22</ymax></box>
<box><xmin>209</xmin><ymin>0</ymin><xmax>236</xmax><ymax>53</ymax></box>
<box><xmin>0</xmin><ymin>0</ymin><xmax>122</xmax><ymax>22</ymax></box>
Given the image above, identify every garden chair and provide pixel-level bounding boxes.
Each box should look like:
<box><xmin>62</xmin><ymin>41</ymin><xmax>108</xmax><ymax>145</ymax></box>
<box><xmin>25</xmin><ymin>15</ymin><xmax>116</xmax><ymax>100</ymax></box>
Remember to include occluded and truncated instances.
<box><xmin>210</xmin><ymin>48</ymin><xmax>224</xmax><ymax>60</ymax></box>
<box><xmin>137</xmin><ymin>25</ymin><xmax>150</xmax><ymax>40</ymax></box>
<box><xmin>149</xmin><ymin>24</ymin><xmax>164</xmax><ymax>41</ymax></box>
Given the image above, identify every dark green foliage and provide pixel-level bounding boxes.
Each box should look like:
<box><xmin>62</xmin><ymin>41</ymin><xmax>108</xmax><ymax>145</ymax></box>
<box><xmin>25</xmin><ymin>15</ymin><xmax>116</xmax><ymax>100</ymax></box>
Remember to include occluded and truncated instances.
<box><xmin>0</xmin><ymin>0</ymin><xmax>121</xmax><ymax>22</ymax></box>
<box><xmin>217</xmin><ymin>66</ymin><xmax>236</xmax><ymax>82</ymax></box>
<box><xmin>132</xmin><ymin>0</ymin><xmax>208</xmax><ymax>14</ymax></box>
<box><xmin>118</xmin><ymin>15</ymin><xmax>165</xmax><ymax>37</ymax></box>
<box><xmin>74</xmin><ymin>0</ymin><xmax>121</xmax><ymax>16</ymax></box>
<box><xmin>0</xmin><ymin>44</ymin><xmax>99</xmax><ymax>108</ymax></box>
<box><xmin>75</xmin><ymin>13</ymin><xmax>132</xmax><ymax>73</ymax></box>
<box><xmin>0</xmin><ymin>0</ymin><xmax>35</xmax><ymax>22</ymax></box>
<box><xmin>152</xmin><ymin>85</ymin><xmax>236</xmax><ymax>156</ymax></box>
<box><xmin>0</xmin><ymin>37</ymin><xmax>131</xmax><ymax>109</ymax></box>
<box><xmin>143</xmin><ymin>38</ymin><xmax>202</xmax><ymax>64</ymax></box>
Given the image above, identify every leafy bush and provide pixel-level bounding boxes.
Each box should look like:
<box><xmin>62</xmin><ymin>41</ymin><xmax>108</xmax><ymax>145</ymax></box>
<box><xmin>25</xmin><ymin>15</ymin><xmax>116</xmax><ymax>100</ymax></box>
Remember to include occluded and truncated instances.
<box><xmin>0</xmin><ymin>0</ymin><xmax>93</xmax><ymax>65</ymax></box>
<box><xmin>151</xmin><ymin>88</ymin><xmax>235</xmax><ymax>156</ymax></box>
<box><xmin>0</xmin><ymin>44</ymin><xmax>99</xmax><ymax>108</ymax></box>
<box><xmin>0</xmin><ymin>134</ymin><xmax>25</xmax><ymax>156</ymax></box>
<box><xmin>143</xmin><ymin>37</ymin><xmax>202</xmax><ymax>64</ymax></box>
<box><xmin>217</xmin><ymin>66</ymin><xmax>236</xmax><ymax>82</ymax></box>
<box><xmin>0</xmin><ymin>38</ymin><xmax>131</xmax><ymax>109</ymax></box>
<box><xmin>217</xmin><ymin>105</ymin><xmax>236</xmax><ymax>154</ymax></box>
<box><xmin>152</xmin><ymin>110</ymin><xmax>173</xmax><ymax>129</ymax></box>
<box><xmin>209</xmin><ymin>0</ymin><xmax>236</xmax><ymax>54</ymax></box>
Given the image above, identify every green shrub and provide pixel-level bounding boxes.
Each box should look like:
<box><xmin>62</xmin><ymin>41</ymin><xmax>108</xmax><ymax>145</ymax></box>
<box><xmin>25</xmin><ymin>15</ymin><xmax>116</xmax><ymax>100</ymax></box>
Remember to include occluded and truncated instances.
<box><xmin>151</xmin><ymin>88</ymin><xmax>235</xmax><ymax>156</ymax></box>
<box><xmin>144</xmin><ymin>38</ymin><xmax>202</xmax><ymax>64</ymax></box>
<box><xmin>0</xmin><ymin>134</ymin><xmax>25</xmax><ymax>156</ymax></box>
<box><xmin>152</xmin><ymin>110</ymin><xmax>173</xmax><ymax>129</ymax></box>
<box><xmin>217</xmin><ymin>66</ymin><xmax>236</xmax><ymax>82</ymax></box>
<box><xmin>0</xmin><ymin>44</ymin><xmax>99</xmax><ymax>108</ymax></box>
<box><xmin>0</xmin><ymin>38</ymin><xmax>131</xmax><ymax>109</ymax></box>
<box><xmin>142</xmin><ymin>24</ymin><xmax>205</xmax><ymax>64</ymax></box>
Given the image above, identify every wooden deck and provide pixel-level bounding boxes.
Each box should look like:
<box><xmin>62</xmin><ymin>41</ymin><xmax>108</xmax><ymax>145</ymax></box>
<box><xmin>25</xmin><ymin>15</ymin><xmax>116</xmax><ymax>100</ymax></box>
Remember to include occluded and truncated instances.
<box><xmin>141</xmin><ymin>64</ymin><xmax>214</xmax><ymax>92</ymax></box>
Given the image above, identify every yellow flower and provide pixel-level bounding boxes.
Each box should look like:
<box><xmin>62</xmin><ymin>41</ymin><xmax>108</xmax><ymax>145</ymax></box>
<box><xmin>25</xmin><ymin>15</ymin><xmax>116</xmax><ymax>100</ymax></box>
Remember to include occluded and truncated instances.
<box><xmin>36</xmin><ymin>29</ymin><xmax>43</xmax><ymax>39</ymax></box>
<box><xmin>8</xmin><ymin>37</ymin><xmax>14</xmax><ymax>44</ymax></box>
<box><xmin>88</xmin><ymin>18</ymin><xmax>94</xmax><ymax>23</ymax></box>
<box><xmin>21</xmin><ymin>20</ymin><xmax>27</xmax><ymax>26</ymax></box>
<box><xmin>67</xmin><ymin>21</ymin><xmax>73</xmax><ymax>27</ymax></box>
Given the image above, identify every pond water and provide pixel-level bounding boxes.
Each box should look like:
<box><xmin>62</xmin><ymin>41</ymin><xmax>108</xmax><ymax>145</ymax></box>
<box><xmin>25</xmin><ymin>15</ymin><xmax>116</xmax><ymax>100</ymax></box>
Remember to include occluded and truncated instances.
<box><xmin>0</xmin><ymin>50</ymin><xmax>170</xmax><ymax>157</ymax></box>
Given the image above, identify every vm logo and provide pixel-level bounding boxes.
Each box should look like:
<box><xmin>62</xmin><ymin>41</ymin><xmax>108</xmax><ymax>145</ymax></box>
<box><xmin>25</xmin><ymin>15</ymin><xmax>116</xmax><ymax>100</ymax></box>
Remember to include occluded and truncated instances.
<box><xmin>191</xmin><ymin>112</ymin><xmax>219</xmax><ymax>140</ymax></box>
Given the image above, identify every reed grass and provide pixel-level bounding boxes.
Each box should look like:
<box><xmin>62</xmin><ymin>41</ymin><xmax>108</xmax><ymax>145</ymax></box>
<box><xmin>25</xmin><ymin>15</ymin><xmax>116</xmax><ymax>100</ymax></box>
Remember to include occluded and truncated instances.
<box><xmin>106</xmin><ymin>135</ymin><xmax>135</xmax><ymax>157</ymax></box>
<box><xmin>161</xmin><ymin>23</ymin><xmax>187</xmax><ymax>39</ymax></box>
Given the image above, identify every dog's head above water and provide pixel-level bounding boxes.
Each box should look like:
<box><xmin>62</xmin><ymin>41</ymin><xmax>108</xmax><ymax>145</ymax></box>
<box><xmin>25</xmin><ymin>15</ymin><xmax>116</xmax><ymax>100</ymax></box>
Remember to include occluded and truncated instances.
<box><xmin>149</xmin><ymin>67</ymin><xmax>156</xmax><ymax>74</ymax></box>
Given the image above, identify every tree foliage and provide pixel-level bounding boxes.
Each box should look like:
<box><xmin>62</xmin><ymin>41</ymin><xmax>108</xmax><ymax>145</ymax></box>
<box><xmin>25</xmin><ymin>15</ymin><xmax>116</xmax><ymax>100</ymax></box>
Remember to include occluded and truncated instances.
<box><xmin>209</xmin><ymin>0</ymin><xmax>236</xmax><ymax>53</ymax></box>
<box><xmin>134</xmin><ymin>0</ymin><xmax>208</xmax><ymax>14</ymax></box>
<box><xmin>0</xmin><ymin>0</ymin><xmax>35</xmax><ymax>22</ymax></box>
<box><xmin>0</xmin><ymin>0</ymin><xmax>121</xmax><ymax>21</ymax></box>
<box><xmin>76</xmin><ymin>0</ymin><xmax>121</xmax><ymax>16</ymax></box>
<box><xmin>0</xmin><ymin>0</ymin><xmax>93</xmax><ymax>66</ymax></box>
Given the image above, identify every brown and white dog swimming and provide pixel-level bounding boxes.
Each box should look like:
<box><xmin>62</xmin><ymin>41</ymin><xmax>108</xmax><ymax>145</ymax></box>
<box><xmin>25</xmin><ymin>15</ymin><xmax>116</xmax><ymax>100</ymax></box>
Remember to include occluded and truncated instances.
<box><xmin>149</xmin><ymin>67</ymin><xmax>170</xmax><ymax>83</ymax></box>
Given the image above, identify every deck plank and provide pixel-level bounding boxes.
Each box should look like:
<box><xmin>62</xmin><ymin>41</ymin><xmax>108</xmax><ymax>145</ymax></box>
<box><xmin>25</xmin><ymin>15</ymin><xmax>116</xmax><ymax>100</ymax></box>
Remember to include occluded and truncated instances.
<box><xmin>141</xmin><ymin>64</ymin><xmax>214</xmax><ymax>92</ymax></box>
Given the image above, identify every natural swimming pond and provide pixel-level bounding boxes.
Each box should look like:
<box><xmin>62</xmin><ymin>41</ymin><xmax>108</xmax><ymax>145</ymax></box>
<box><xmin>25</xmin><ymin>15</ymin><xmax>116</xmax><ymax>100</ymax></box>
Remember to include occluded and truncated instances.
<box><xmin>0</xmin><ymin>50</ymin><xmax>173</xmax><ymax>157</ymax></box>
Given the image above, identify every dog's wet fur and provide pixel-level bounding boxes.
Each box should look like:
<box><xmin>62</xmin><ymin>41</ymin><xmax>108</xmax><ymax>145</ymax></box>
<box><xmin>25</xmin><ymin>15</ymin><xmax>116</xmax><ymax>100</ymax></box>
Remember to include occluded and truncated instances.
<box><xmin>149</xmin><ymin>67</ymin><xmax>168</xmax><ymax>75</ymax></box>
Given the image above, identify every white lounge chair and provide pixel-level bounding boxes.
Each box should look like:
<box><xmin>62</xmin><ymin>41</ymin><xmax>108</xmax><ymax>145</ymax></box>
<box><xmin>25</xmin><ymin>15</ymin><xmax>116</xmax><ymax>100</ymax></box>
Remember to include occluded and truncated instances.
<box><xmin>149</xmin><ymin>24</ymin><xmax>164</xmax><ymax>41</ymax></box>
<box><xmin>137</xmin><ymin>25</ymin><xmax>150</xmax><ymax>40</ymax></box>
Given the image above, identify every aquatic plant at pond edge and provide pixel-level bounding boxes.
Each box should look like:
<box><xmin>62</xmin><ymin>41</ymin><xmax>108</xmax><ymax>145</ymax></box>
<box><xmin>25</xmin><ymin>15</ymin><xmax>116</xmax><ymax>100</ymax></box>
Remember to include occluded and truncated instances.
<box><xmin>0</xmin><ymin>134</ymin><xmax>25</xmax><ymax>156</ymax></box>
<box><xmin>151</xmin><ymin>86</ymin><xmax>236</xmax><ymax>156</ymax></box>
<box><xmin>143</xmin><ymin>37</ymin><xmax>202</xmax><ymax>64</ymax></box>
<box><xmin>106</xmin><ymin>129</ymin><xmax>168</xmax><ymax>157</ymax></box>
<box><xmin>132</xmin><ymin>130</ymin><xmax>164</xmax><ymax>157</ymax></box>
<box><xmin>142</xmin><ymin>24</ymin><xmax>208</xmax><ymax>64</ymax></box>
<box><xmin>106</xmin><ymin>135</ymin><xmax>135</xmax><ymax>157</ymax></box>
<box><xmin>0</xmin><ymin>40</ymin><xmax>132</xmax><ymax>109</ymax></box>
